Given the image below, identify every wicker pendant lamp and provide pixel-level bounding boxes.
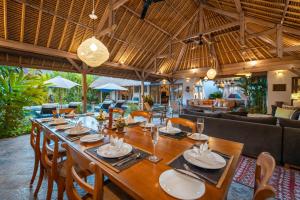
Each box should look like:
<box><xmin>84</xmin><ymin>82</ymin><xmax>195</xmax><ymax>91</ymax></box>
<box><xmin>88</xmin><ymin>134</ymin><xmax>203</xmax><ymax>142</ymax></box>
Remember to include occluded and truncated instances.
<box><xmin>206</xmin><ymin>56</ymin><xmax>217</xmax><ymax>79</ymax></box>
<box><xmin>77</xmin><ymin>0</ymin><xmax>109</xmax><ymax>67</ymax></box>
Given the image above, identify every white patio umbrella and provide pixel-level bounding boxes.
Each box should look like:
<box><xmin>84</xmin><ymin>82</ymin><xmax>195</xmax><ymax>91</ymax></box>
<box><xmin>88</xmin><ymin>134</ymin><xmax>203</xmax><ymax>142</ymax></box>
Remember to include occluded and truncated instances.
<box><xmin>45</xmin><ymin>76</ymin><xmax>80</xmax><ymax>105</ymax></box>
<box><xmin>94</xmin><ymin>83</ymin><xmax>128</xmax><ymax>102</ymax></box>
<box><xmin>94</xmin><ymin>83</ymin><xmax>128</xmax><ymax>91</ymax></box>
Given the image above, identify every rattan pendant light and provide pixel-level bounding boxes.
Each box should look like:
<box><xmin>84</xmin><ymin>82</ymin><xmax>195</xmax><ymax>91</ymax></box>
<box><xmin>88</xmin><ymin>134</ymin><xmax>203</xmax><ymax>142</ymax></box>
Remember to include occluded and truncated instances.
<box><xmin>206</xmin><ymin>56</ymin><xmax>217</xmax><ymax>79</ymax></box>
<box><xmin>77</xmin><ymin>0</ymin><xmax>109</xmax><ymax>67</ymax></box>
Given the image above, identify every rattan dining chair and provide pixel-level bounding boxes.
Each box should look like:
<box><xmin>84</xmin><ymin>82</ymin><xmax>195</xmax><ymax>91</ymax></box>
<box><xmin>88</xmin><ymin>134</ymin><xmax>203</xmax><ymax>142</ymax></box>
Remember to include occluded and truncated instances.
<box><xmin>62</xmin><ymin>143</ymin><xmax>133</xmax><ymax>200</ymax></box>
<box><xmin>166</xmin><ymin>117</ymin><xmax>197</xmax><ymax>133</ymax></box>
<box><xmin>112</xmin><ymin>108</ymin><xmax>125</xmax><ymax>117</ymax></box>
<box><xmin>29</xmin><ymin>119</ymin><xmax>42</xmax><ymax>187</ymax></box>
<box><xmin>253</xmin><ymin>152</ymin><xmax>276</xmax><ymax>200</ymax></box>
<box><xmin>130</xmin><ymin>110</ymin><xmax>152</xmax><ymax>123</ymax></box>
<box><xmin>52</xmin><ymin>108</ymin><xmax>75</xmax><ymax>116</ymax></box>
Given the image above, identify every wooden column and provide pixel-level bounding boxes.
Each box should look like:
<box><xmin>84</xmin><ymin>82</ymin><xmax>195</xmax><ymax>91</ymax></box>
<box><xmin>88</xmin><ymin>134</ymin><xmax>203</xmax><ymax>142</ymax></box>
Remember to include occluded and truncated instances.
<box><xmin>82</xmin><ymin>70</ymin><xmax>87</xmax><ymax>113</ymax></box>
<box><xmin>141</xmin><ymin>80</ymin><xmax>144</xmax><ymax>110</ymax></box>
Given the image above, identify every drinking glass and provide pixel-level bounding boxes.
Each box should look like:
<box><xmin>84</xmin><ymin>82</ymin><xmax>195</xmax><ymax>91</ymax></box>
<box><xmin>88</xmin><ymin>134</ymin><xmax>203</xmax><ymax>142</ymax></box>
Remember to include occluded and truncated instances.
<box><xmin>56</xmin><ymin>107</ymin><xmax>60</xmax><ymax>118</ymax></box>
<box><xmin>149</xmin><ymin>126</ymin><xmax>159</xmax><ymax>162</ymax></box>
<box><xmin>197</xmin><ymin>117</ymin><xmax>204</xmax><ymax>133</ymax></box>
<box><xmin>143</xmin><ymin>121</ymin><xmax>147</xmax><ymax>132</ymax></box>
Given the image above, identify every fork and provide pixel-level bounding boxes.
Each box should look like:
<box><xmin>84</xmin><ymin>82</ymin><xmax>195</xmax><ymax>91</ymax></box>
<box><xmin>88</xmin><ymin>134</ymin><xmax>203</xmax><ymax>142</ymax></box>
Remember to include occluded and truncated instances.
<box><xmin>183</xmin><ymin>163</ymin><xmax>216</xmax><ymax>184</ymax></box>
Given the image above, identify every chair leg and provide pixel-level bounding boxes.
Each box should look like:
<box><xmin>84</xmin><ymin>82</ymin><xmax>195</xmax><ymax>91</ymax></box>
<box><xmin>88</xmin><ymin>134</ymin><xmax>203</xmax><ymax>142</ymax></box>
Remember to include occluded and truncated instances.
<box><xmin>46</xmin><ymin>171</ymin><xmax>54</xmax><ymax>200</ymax></box>
<box><xmin>57</xmin><ymin>178</ymin><xmax>65</xmax><ymax>200</ymax></box>
<box><xmin>34</xmin><ymin>163</ymin><xmax>44</xmax><ymax>197</ymax></box>
<box><xmin>30</xmin><ymin>154</ymin><xmax>39</xmax><ymax>186</ymax></box>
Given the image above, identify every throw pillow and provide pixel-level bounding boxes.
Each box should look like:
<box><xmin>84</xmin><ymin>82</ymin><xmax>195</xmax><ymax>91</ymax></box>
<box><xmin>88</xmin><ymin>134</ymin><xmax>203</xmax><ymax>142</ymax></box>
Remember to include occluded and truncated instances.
<box><xmin>293</xmin><ymin>100</ymin><xmax>300</xmax><ymax>108</ymax></box>
<box><xmin>275</xmin><ymin>107</ymin><xmax>295</xmax><ymax>119</ymax></box>
<box><xmin>282</xmin><ymin>104</ymin><xmax>296</xmax><ymax>110</ymax></box>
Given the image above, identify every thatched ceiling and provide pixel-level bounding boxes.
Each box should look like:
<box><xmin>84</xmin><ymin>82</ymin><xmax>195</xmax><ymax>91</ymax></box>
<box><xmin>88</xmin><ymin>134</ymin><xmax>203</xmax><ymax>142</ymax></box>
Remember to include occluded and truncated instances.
<box><xmin>0</xmin><ymin>0</ymin><xmax>300</xmax><ymax>80</ymax></box>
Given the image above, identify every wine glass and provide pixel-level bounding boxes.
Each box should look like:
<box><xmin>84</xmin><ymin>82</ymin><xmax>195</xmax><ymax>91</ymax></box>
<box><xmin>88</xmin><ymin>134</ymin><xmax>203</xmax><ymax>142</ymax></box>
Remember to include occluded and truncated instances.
<box><xmin>143</xmin><ymin>121</ymin><xmax>147</xmax><ymax>132</ymax></box>
<box><xmin>149</xmin><ymin>126</ymin><xmax>159</xmax><ymax>162</ymax></box>
<box><xmin>197</xmin><ymin>117</ymin><xmax>204</xmax><ymax>134</ymax></box>
<box><xmin>56</xmin><ymin>107</ymin><xmax>60</xmax><ymax>118</ymax></box>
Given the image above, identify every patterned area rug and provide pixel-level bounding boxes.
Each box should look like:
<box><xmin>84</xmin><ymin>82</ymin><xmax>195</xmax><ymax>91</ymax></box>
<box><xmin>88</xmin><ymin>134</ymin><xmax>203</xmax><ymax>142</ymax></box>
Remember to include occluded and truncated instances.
<box><xmin>233</xmin><ymin>156</ymin><xmax>300</xmax><ymax>200</ymax></box>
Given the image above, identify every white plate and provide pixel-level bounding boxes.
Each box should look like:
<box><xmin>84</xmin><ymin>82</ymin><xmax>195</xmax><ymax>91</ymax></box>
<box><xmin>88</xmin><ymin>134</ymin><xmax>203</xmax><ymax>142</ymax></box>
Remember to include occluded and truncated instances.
<box><xmin>96</xmin><ymin>143</ymin><xmax>132</xmax><ymax>158</ymax></box>
<box><xmin>65</xmin><ymin>127</ymin><xmax>91</xmax><ymax>136</ymax></box>
<box><xmin>159</xmin><ymin>169</ymin><xmax>205</xmax><ymax>200</ymax></box>
<box><xmin>140</xmin><ymin>123</ymin><xmax>155</xmax><ymax>128</ymax></box>
<box><xmin>159</xmin><ymin>127</ymin><xmax>181</xmax><ymax>135</ymax></box>
<box><xmin>183</xmin><ymin>149</ymin><xmax>226</xmax><ymax>170</ymax></box>
<box><xmin>188</xmin><ymin>133</ymin><xmax>209</xmax><ymax>141</ymax></box>
<box><xmin>80</xmin><ymin>134</ymin><xmax>104</xmax><ymax>143</ymax></box>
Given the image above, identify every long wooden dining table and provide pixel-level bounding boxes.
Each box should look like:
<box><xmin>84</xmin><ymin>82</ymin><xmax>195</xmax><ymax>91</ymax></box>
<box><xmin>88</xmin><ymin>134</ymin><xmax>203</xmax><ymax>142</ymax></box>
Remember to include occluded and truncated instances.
<box><xmin>37</xmin><ymin>116</ymin><xmax>244</xmax><ymax>200</ymax></box>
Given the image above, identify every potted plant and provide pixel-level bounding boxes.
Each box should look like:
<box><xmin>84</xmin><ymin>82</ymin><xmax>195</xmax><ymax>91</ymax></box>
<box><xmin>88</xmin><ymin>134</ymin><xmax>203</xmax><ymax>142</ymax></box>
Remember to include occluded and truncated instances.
<box><xmin>143</xmin><ymin>95</ymin><xmax>154</xmax><ymax>107</ymax></box>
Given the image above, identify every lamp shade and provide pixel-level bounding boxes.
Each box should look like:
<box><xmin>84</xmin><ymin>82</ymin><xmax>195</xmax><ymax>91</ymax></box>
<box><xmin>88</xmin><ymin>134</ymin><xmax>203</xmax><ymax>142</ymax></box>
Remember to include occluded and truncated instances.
<box><xmin>77</xmin><ymin>36</ymin><xmax>109</xmax><ymax>67</ymax></box>
<box><xmin>291</xmin><ymin>92</ymin><xmax>300</xmax><ymax>100</ymax></box>
<box><xmin>207</xmin><ymin>68</ymin><xmax>217</xmax><ymax>79</ymax></box>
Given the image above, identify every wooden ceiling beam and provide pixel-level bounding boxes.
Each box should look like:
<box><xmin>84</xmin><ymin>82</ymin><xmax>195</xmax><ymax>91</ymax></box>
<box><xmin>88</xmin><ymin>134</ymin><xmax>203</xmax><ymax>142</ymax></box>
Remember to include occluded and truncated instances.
<box><xmin>34</xmin><ymin>0</ymin><xmax>43</xmax><ymax>45</ymax></box>
<box><xmin>113</xmin><ymin>0</ymin><xmax>129</xmax><ymax>10</ymax></box>
<box><xmin>66</xmin><ymin>58</ymin><xmax>82</xmax><ymax>72</ymax></box>
<box><xmin>172</xmin><ymin>56</ymin><xmax>300</xmax><ymax>78</ymax></box>
<box><xmin>270</xmin><ymin>45</ymin><xmax>300</xmax><ymax>53</ymax></box>
<box><xmin>239</xmin><ymin>11</ymin><xmax>245</xmax><ymax>46</ymax></box>
<box><xmin>247</xmin><ymin>28</ymin><xmax>276</xmax><ymax>39</ymax></box>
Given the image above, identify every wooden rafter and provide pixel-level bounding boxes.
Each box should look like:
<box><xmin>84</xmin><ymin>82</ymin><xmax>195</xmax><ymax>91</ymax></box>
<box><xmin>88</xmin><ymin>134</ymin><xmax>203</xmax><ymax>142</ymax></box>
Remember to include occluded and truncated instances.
<box><xmin>66</xmin><ymin>58</ymin><xmax>81</xmax><ymax>72</ymax></box>
<box><xmin>34</xmin><ymin>0</ymin><xmax>43</xmax><ymax>45</ymax></box>
<box><xmin>3</xmin><ymin>0</ymin><xmax>7</xmax><ymax>39</ymax></box>
<box><xmin>20</xmin><ymin>2</ymin><xmax>25</xmax><ymax>42</ymax></box>
<box><xmin>46</xmin><ymin>0</ymin><xmax>60</xmax><ymax>48</ymax></box>
<box><xmin>233</xmin><ymin>0</ymin><xmax>242</xmax><ymax>13</ymax></box>
<box><xmin>276</xmin><ymin>24</ymin><xmax>283</xmax><ymax>58</ymax></box>
<box><xmin>281</xmin><ymin>0</ymin><xmax>290</xmax><ymax>25</ymax></box>
<box><xmin>173</xmin><ymin>45</ymin><xmax>187</xmax><ymax>73</ymax></box>
<box><xmin>239</xmin><ymin>11</ymin><xmax>245</xmax><ymax>46</ymax></box>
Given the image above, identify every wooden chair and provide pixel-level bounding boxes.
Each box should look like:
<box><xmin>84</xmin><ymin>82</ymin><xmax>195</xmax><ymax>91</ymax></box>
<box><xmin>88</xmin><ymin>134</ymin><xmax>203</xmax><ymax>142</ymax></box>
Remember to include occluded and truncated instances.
<box><xmin>130</xmin><ymin>110</ymin><xmax>152</xmax><ymax>122</ymax></box>
<box><xmin>52</xmin><ymin>108</ymin><xmax>75</xmax><ymax>116</ymax></box>
<box><xmin>39</xmin><ymin>130</ymin><xmax>67</xmax><ymax>200</ymax></box>
<box><xmin>253</xmin><ymin>152</ymin><xmax>276</xmax><ymax>200</ymax></box>
<box><xmin>112</xmin><ymin>108</ymin><xmax>125</xmax><ymax>117</ymax></box>
<box><xmin>166</xmin><ymin>117</ymin><xmax>196</xmax><ymax>133</ymax></box>
<box><xmin>62</xmin><ymin>143</ymin><xmax>133</xmax><ymax>200</ymax></box>
<box><xmin>29</xmin><ymin>119</ymin><xmax>42</xmax><ymax>187</ymax></box>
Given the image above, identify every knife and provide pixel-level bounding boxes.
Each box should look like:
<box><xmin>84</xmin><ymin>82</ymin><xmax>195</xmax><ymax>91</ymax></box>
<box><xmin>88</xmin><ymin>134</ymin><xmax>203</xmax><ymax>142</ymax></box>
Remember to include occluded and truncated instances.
<box><xmin>173</xmin><ymin>168</ymin><xmax>205</xmax><ymax>183</ymax></box>
<box><xmin>114</xmin><ymin>153</ymin><xmax>141</xmax><ymax>167</ymax></box>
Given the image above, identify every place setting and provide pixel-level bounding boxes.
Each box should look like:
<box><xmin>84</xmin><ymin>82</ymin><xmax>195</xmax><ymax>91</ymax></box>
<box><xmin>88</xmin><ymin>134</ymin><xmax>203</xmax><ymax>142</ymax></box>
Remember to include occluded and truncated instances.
<box><xmin>158</xmin><ymin>121</ymin><xmax>187</xmax><ymax>140</ymax></box>
<box><xmin>84</xmin><ymin>135</ymin><xmax>150</xmax><ymax>172</ymax></box>
<box><xmin>159</xmin><ymin>142</ymin><xmax>233</xmax><ymax>199</ymax></box>
<box><xmin>187</xmin><ymin>118</ymin><xmax>209</xmax><ymax>141</ymax></box>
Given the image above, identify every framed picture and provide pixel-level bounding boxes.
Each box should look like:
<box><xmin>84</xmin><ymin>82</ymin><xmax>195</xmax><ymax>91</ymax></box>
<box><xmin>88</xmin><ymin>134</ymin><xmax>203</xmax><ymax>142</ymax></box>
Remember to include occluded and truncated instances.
<box><xmin>273</xmin><ymin>84</ymin><xmax>286</xmax><ymax>91</ymax></box>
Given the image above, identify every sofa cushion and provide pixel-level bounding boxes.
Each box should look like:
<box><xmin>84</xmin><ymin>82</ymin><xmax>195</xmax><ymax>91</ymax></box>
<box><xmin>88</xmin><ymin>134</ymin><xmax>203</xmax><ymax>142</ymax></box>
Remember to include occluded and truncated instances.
<box><xmin>283</xmin><ymin>127</ymin><xmax>300</xmax><ymax>166</ymax></box>
<box><xmin>275</xmin><ymin>107</ymin><xmax>296</xmax><ymax>119</ymax></box>
<box><xmin>227</xmin><ymin>111</ymin><xmax>248</xmax><ymax>116</ymax></box>
<box><xmin>279</xmin><ymin>118</ymin><xmax>300</xmax><ymax>128</ymax></box>
<box><xmin>221</xmin><ymin>113</ymin><xmax>277</xmax><ymax>125</ymax></box>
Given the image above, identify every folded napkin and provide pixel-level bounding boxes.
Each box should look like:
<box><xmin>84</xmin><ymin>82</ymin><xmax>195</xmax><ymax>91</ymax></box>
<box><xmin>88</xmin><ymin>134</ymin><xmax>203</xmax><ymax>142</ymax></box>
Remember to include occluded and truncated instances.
<box><xmin>126</xmin><ymin>115</ymin><xmax>135</xmax><ymax>124</ymax></box>
<box><xmin>166</xmin><ymin>120</ymin><xmax>173</xmax><ymax>130</ymax></box>
<box><xmin>191</xmin><ymin>143</ymin><xmax>223</xmax><ymax>165</ymax></box>
<box><xmin>109</xmin><ymin>136</ymin><xmax>124</xmax><ymax>149</ymax></box>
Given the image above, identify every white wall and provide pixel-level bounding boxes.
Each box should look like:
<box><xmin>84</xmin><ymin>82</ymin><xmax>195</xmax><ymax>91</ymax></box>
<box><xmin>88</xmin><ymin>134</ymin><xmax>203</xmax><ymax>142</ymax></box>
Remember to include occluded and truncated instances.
<box><xmin>182</xmin><ymin>78</ymin><xmax>195</xmax><ymax>105</ymax></box>
<box><xmin>267</xmin><ymin>70</ymin><xmax>296</xmax><ymax>114</ymax></box>
<box><xmin>203</xmin><ymin>80</ymin><xmax>219</xmax><ymax>99</ymax></box>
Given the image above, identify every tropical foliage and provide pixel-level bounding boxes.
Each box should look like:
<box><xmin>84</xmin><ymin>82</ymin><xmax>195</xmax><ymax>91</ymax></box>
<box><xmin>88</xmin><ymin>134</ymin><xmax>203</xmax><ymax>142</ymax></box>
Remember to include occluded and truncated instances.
<box><xmin>0</xmin><ymin>67</ymin><xmax>48</xmax><ymax>138</ymax></box>
<box><xmin>237</xmin><ymin>76</ymin><xmax>267</xmax><ymax>114</ymax></box>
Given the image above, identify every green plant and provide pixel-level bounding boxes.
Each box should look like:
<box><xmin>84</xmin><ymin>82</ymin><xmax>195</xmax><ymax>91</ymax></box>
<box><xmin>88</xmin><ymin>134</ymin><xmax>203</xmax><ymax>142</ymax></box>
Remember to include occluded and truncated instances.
<box><xmin>143</xmin><ymin>95</ymin><xmax>154</xmax><ymax>106</ymax></box>
<box><xmin>125</xmin><ymin>103</ymin><xmax>139</xmax><ymax>115</ymax></box>
<box><xmin>0</xmin><ymin>67</ymin><xmax>48</xmax><ymax>138</ymax></box>
<box><xmin>209</xmin><ymin>91</ymin><xmax>223</xmax><ymax>99</ymax></box>
<box><xmin>236</xmin><ymin>76</ymin><xmax>267</xmax><ymax>114</ymax></box>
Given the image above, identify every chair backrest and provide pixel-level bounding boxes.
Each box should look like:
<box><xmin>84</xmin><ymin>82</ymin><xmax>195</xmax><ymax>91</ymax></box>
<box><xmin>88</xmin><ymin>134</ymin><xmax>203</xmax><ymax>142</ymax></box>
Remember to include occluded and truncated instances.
<box><xmin>253</xmin><ymin>152</ymin><xmax>276</xmax><ymax>200</ymax></box>
<box><xmin>41</xmin><ymin>130</ymin><xmax>60</xmax><ymax>180</ymax></box>
<box><xmin>112</xmin><ymin>108</ymin><xmax>125</xmax><ymax>117</ymax></box>
<box><xmin>62</xmin><ymin>143</ymin><xmax>103</xmax><ymax>200</ymax></box>
<box><xmin>130</xmin><ymin>110</ymin><xmax>152</xmax><ymax>122</ymax></box>
<box><xmin>30</xmin><ymin>119</ymin><xmax>42</xmax><ymax>155</ymax></box>
<box><xmin>52</xmin><ymin>108</ymin><xmax>75</xmax><ymax>115</ymax></box>
<box><xmin>167</xmin><ymin>117</ymin><xmax>196</xmax><ymax>133</ymax></box>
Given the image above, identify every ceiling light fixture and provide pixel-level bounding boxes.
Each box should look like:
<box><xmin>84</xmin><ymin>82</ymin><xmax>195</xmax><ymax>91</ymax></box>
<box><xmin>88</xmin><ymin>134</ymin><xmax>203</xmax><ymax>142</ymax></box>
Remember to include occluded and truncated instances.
<box><xmin>206</xmin><ymin>56</ymin><xmax>217</xmax><ymax>79</ymax></box>
<box><xmin>77</xmin><ymin>0</ymin><xmax>109</xmax><ymax>67</ymax></box>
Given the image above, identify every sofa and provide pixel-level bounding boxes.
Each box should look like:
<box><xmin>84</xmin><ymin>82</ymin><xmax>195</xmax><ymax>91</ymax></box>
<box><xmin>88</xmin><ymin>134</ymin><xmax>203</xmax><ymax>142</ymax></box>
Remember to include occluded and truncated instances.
<box><xmin>180</xmin><ymin>112</ymin><xmax>300</xmax><ymax>166</ymax></box>
<box><xmin>188</xmin><ymin>99</ymin><xmax>237</xmax><ymax>112</ymax></box>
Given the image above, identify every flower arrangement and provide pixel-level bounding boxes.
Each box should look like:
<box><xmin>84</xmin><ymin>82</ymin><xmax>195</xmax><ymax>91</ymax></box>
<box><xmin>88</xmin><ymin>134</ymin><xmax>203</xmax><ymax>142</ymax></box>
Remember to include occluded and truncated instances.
<box><xmin>96</xmin><ymin>110</ymin><xmax>106</xmax><ymax>121</ymax></box>
<box><xmin>115</xmin><ymin>117</ymin><xmax>126</xmax><ymax>132</ymax></box>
